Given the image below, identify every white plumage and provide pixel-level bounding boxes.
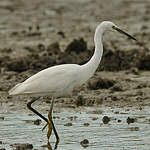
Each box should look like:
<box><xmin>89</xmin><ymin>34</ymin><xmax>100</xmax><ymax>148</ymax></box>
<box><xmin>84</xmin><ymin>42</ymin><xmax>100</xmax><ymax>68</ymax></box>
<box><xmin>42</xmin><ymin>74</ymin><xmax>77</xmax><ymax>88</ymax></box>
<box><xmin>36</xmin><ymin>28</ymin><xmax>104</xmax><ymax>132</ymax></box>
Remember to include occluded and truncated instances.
<box><xmin>9</xmin><ymin>64</ymin><xmax>81</xmax><ymax>96</ymax></box>
<box><xmin>8</xmin><ymin>21</ymin><xmax>137</xmax><ymax>145</ymax></box>
<box><xmin>9</xmin><ymin>21</ymin><xmax>136</xmax><ymax>98</ymax></box>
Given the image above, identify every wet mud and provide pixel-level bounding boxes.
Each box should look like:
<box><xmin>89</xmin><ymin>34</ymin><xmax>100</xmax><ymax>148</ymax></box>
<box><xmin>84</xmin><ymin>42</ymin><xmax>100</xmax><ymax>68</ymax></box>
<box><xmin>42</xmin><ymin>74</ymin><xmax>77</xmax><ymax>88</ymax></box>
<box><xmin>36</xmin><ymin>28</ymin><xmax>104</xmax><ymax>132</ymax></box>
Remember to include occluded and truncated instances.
<box><xmin>1</xmin><ymin>108</ymin><xmax>150</xmax><ymax>150</ymax></box>
<box><xmin>0</xmin><ymin>0</ymin><xmax>150</xmax><ymax>149</ymax></box>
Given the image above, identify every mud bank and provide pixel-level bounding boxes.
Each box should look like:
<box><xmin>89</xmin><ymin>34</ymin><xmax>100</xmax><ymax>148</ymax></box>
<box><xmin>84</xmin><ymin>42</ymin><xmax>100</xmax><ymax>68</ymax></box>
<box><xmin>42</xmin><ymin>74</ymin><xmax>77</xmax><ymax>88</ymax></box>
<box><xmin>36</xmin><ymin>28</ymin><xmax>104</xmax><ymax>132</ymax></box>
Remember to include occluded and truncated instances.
<box><xmin>1</xmin><ymin>0</ymin><xmax>150</xmax><ymax>150</ymax></box>
<box><xmin>0</xmin><ymin>0</ymin><xmax>150</xmax><ymax>116</ymax></box>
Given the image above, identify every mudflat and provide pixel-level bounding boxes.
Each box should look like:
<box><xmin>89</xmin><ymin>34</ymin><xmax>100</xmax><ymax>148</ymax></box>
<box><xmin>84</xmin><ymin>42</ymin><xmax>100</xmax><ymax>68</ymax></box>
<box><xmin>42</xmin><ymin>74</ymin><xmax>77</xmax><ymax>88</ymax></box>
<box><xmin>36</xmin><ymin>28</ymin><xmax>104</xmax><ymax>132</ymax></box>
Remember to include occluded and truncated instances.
<box><xmin>0</xmin><ymin>0</ymin><xmax>150</xmax><ymax>149</ymax></box>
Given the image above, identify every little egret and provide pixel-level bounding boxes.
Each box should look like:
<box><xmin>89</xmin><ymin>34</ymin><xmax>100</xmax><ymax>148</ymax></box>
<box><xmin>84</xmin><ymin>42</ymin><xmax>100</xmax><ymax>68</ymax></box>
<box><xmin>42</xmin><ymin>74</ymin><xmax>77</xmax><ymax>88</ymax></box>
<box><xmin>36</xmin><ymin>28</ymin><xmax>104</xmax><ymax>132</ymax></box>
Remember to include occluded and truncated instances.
<box><xmin>9</xmin><ymin>21</ymin><xmax>137</xmax><ymax>147</ymax></box>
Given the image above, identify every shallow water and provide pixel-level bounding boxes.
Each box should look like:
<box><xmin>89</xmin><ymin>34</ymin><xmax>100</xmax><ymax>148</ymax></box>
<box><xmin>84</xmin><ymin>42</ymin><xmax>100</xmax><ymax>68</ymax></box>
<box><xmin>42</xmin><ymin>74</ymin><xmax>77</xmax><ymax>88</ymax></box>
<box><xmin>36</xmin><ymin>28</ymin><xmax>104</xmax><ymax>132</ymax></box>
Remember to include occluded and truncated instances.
<box><xmin>0</xmin><ymin>107</ymin><xmax>150</xmax><ymax>150</ymax></box>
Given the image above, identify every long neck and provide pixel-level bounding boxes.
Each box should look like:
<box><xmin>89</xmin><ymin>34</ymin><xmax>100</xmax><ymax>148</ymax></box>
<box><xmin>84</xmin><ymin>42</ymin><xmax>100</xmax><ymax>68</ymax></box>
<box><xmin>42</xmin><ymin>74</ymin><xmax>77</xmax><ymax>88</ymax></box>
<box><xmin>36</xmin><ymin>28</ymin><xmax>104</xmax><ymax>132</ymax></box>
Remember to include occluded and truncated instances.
<box><xmin>81</xmin><ymin>25</ymin><xmax>104</xmax><ymax>78</ymax></box>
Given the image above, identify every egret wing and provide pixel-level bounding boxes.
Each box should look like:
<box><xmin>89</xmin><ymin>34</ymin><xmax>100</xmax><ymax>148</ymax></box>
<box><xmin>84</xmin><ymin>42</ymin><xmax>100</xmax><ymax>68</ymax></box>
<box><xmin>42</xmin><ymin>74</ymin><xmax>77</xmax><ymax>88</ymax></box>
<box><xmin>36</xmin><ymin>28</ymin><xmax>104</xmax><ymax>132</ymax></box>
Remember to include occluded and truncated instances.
<box><xmin>9</xmin><ymin>64</ymin><xmax>80</xmax><ymax>95</ymax></box>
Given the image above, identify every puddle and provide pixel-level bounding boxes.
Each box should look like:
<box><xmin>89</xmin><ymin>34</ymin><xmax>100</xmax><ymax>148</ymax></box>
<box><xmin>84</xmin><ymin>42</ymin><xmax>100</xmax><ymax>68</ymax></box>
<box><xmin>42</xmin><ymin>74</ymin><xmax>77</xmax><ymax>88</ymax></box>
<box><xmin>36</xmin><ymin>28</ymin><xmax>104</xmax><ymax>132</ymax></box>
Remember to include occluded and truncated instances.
<box><xmin>0</xmin><ymin>107</ymin><xmax>150</xmax><ymax>150</ymax></box>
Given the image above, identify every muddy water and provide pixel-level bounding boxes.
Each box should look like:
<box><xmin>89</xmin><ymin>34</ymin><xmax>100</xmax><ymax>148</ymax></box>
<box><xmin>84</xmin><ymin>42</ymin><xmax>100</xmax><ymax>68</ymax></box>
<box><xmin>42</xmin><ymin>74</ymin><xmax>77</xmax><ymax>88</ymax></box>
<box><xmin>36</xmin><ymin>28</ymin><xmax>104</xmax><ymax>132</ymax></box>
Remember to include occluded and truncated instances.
<box><xmin>0</xmin><ymin>107</ymin><xmax>150</xmax><ymax>150</ymax></box>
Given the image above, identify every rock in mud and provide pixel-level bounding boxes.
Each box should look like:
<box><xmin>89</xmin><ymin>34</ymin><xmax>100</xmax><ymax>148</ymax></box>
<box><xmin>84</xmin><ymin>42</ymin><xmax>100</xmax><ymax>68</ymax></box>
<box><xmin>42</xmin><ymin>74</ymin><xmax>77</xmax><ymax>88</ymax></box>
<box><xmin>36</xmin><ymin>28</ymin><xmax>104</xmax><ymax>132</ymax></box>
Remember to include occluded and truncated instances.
<box><xmin>64</xmin><ymin>122</ymin><xmax>72</xmax><ymax>126</ymax></box>
<box><xmin>140</xmin><ymin>54</ymin><xmax>150</xmax><ymax>70</ymax></box>
<box><xmin>83</xmin><ymin>123</ymin><xmax>90</xmax><ymax>126</ymax></box>
<box><xmin>100</xmin><ymin>48</ymin><xmax>142</xmax><ymax>71</ymax></box>
<box><xmin>0</xmin><ymin>117</ymin><xmax>4</xmax><ymax>120</ymax></box>
<box><xmin>58</xmin><ymin>38</ymin><xmax>92</xmax><ymax>65</ymax></box>
<box><xmin>33</xmin><ymin>119</ymin><xmax>41</xmax><ymax>125</ymax></box>
<box><xmin>46</xmin><ymin>42</ymin><xmax>61</xmax><ymax>56</ymax></box>
<box><xmin>68</xmin><ymin>116</ymin><xmax>78</xmax><ymax>121</ymax></box>
<box><xmin>102</xmin><ymin>116</ymin><xmax>110</xmax><ymax>124</ymax></box>
<box><xmin>128</xmin><ymin>127</ymin><xmax>139</xmax><ymax>131</ymax></box>
<box><xmin>53</xmin><ymin>116</ymin><xmax>60</xmax><ymax>119</ymax></box>
<box><xmin>57</xmin><ymin>31</ymin><xmax>65</xmax><ymax>38</ymax></box>
<box><xmin>80</xmin><ymin>139</ymin><xmax>89</xmax><ymax>148</ymax></box>
<box><xmin>92</xmin><ymin>117</ymin><xmax>98</xmax><ymax>121</ymax></box>
<box><xmin>1</xmin><ymin>42</ymin><xmax>61</xmax><ymax>73</ymax></box>
<box><xmin>37</xmin><ymin>43</ymin><xmax>45</xmax><ymax>51</ymax></box>
<box><xmin>75</xmin><ymin>95</ymin><xmax>86</xmax><ymax>106</ymax></box>
<box><xmin>127</xmin><ymin>117</ymin><xmax>136</xmax><ymax>124</ymax></box>
<box><xmin>130</xmin><ymin>67</ymin><xmax>139</xmax><ymax>75</ymax></box>
<box><xmin>110</xmin><ymin>84</ymin><xmax>123</xmax><ymax>92</ymax></box>
<box><xmin>88</xmin><ymin>77</ymin><xmax>114</xmax><ymax>90</ymax></box>
<box><xmin>88</xmin><ymin>110</ymin><xmax>103</xmax><ymax>114</ymax></box>
<box><xmin>24</xmin><ymin>119</ymin><xmax>41</xmax><ymax>125</ymax></box>
<box><xmin>65</xmin><ymin>38</ymin><xmax>87</xmax><ymax>54</ymax></box>
<box><xmin>6</xmin><ymin>58</ymin><xmax>29</xmax><ymax>72</ymax></box>
<box><xmin>118</xmin><ymin>119</ymin><xmax>122</xmax><ymax>123</ymax></box>
<box><xmin>11</xmin><ymin>143</ymin><xmax>33</xmax><ymax>150</ymax></box>
<box><xmin>0</xmin><ymin>148</ymin><xmax>6</xmax><ymax>150</ymax></box>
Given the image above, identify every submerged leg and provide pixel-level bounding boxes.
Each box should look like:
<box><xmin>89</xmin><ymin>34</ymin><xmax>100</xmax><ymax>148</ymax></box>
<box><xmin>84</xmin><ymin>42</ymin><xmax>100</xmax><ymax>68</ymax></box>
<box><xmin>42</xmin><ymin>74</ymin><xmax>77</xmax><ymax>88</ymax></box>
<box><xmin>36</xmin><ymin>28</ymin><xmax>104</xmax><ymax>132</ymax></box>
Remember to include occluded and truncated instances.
<box><xmin>48</xmin><ymin>98</ymin><xmax>60</xmax><ymax>149</ymax></box>
<box><xmin>42</xmin><ymin>99</ymin><xmax>54</xmax><ymax>139</ymax></box>
<box><xmin>27</xmin><ymin>97</ymin><xmax>59</xmax><ymax>149</ymax></box>
<box><xmin>42</xmin><ymin>98</ymin><xmax>60</xmax><ymax>149</ymax></box>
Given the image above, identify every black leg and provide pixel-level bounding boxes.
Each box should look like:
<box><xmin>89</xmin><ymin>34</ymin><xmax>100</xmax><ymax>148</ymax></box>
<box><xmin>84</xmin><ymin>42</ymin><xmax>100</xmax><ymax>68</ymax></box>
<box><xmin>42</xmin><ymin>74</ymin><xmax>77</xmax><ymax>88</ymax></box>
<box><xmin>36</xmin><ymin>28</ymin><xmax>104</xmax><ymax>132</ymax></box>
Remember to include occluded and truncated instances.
<box><xmin>27</xmin><ymin>97</ymin><xmax>48</xmax><ymax>122</ymax></box>
<box><xmin>27</xmin><ymin>97</ymin><xmax>59</xmax><ymax>149</ymax></box>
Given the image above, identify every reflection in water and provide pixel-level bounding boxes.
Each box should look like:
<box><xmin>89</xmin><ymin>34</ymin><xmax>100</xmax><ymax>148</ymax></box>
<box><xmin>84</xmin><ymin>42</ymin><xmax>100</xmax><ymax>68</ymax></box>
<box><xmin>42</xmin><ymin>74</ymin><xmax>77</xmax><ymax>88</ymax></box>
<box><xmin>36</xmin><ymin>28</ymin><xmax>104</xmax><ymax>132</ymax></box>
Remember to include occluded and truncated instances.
<box><xmin>54</xmin><ymin>139</ymin><xmax>59</xmax><ymax>149</ymax></box>
<box><xmin>47</xmin><ymin>140</ymin><xmax>59</xmax><ymax>150</ymax></box>
<box><xmin>47</xmin><ymin>141</ymin><xmax>52</xmax><ymax>150</ymax></box>
<box><xmin>1</xmin><ymin>108</ymin><xmax>150</xmax><ymax>150</ymax></box>
<box><xmin>47</xmin><ymin>141</ymin><xmax>59</xmax><ymax>150</ymax></box>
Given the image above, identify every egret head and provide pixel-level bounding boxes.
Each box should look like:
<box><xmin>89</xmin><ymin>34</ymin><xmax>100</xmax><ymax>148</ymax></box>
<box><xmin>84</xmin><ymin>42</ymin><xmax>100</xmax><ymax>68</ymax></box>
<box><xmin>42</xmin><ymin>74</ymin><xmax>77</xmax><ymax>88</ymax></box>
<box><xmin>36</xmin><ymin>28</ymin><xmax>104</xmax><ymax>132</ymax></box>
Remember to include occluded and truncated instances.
<box><xmin>100</xmin><ymin>21</ymin><xmax>116</xmax><ymax>30</ymax></box>
<box><xmin>100</xmin><ymin>21</ymin><xmax>137</xmax><ymax>41</ymax></box>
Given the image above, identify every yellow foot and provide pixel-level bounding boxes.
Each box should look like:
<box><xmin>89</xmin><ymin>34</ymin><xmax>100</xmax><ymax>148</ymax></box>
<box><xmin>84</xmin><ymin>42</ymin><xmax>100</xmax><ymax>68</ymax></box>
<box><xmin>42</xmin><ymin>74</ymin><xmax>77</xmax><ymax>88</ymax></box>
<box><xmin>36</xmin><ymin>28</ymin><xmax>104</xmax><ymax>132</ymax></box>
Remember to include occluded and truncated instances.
<box><xmin>42</xmin><ymin>111</ymin><xmax>53</xmax><ymax>140</ymax></box>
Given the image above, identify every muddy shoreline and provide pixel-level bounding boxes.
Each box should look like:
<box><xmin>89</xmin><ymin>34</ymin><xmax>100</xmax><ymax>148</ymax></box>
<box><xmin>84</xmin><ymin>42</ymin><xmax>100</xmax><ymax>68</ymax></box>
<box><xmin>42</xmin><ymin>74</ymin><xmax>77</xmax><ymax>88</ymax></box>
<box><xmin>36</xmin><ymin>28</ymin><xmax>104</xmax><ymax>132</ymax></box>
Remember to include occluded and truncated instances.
<box><xmin>0</xmin><ymin>0</ymin><xmax>150</xmax><ymax>149</ymax></box>
<box><xmin>0</xmin><ymin>0</ymin><xmax>150</xmax><ymax>110</ymax></box>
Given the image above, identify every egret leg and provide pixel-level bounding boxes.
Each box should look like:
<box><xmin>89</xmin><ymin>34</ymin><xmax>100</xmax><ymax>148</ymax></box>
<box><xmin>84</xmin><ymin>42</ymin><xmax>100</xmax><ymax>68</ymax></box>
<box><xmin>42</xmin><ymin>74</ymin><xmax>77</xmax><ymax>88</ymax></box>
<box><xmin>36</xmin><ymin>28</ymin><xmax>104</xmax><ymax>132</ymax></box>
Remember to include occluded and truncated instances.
<box><xmin>27</xmin><ymin>97</ymin><xmax>59</xmax><ymax>149</ymax></box>
<box><xmin>27</xmin><ymin>97</ymin><xmax>48</xmax><ymax>122</ymax></box>
<box><xmin>42</xmin><ymin>98</ymin><xmax>54</xmax><ymax>139</ymax></box>
<box><xmin>42</xmin><ymin>98</ymin><xmax>60</xmax><ymax>149</ymax></box>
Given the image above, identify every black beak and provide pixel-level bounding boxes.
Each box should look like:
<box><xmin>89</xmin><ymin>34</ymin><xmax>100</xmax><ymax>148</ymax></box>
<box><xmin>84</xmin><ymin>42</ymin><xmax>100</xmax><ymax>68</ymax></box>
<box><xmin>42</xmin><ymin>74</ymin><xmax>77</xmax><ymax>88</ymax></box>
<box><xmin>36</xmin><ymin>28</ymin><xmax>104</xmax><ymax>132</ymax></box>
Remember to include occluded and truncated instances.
<box><xmin>112</xmin><ymin>26</ymin><xmax>137</xmax><ymax>41</ymax></box>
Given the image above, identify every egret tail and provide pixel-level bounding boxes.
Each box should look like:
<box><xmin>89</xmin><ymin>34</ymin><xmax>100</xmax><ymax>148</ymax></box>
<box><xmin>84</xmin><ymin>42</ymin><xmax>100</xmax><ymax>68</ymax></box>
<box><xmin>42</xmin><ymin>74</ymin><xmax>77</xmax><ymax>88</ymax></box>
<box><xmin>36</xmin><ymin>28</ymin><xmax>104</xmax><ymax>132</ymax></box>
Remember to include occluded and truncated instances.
<box><xmin>8</xmin><ymin>83</ymin><xmax>22</xmax><ymax>95</ymax></box>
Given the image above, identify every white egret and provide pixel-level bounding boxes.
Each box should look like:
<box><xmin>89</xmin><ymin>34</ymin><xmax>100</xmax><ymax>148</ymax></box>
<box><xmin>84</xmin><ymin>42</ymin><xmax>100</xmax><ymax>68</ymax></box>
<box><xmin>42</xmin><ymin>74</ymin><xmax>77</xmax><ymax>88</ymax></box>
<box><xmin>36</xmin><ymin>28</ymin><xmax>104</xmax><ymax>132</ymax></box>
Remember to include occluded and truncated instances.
<box><xmin>9</xmin><ymin>21</ymin><xmax>136</xmax><ymax>147</ymax></box>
